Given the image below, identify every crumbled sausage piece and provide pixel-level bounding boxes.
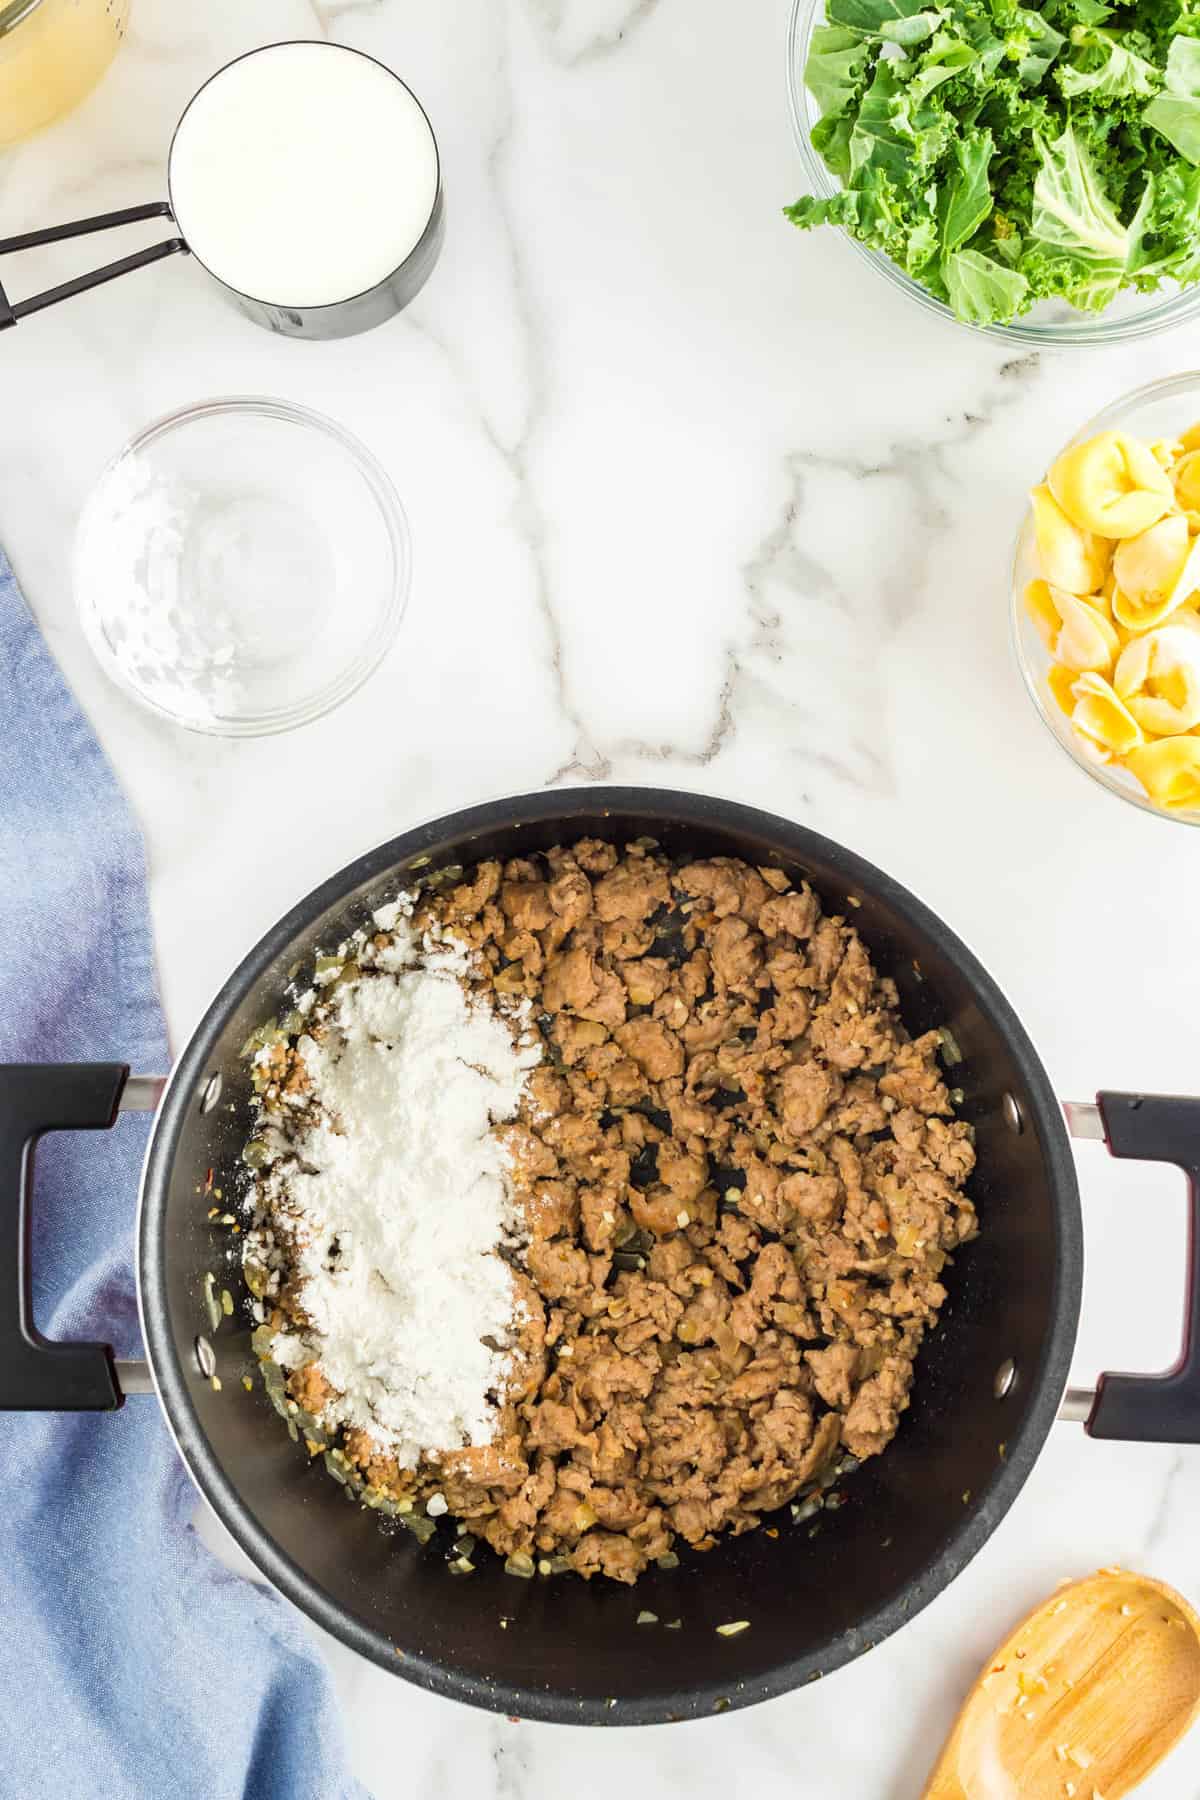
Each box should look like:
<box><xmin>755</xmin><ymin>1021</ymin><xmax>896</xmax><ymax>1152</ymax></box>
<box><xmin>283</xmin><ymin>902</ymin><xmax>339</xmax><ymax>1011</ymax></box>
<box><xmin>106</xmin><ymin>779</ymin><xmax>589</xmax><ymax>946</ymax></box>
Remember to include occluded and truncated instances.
<box><xmin>601</xmin><ymin>919</ymin><xmax>656</xmax><ymax>960</ymax></box>
<box><xmin>527</xmin><ymin>1399</ymin><xmax>594</xmax><ymax>1455</ymax></box>
<box><xmin>344</xmin><ymin>1429</ymin><xmax>405</xmax><ymax>1494</ymax></box>
<box><xmin>776</xmin><ymin>1060</ymin><xmax>842</xmax><ymax>1137</ymax></box>
<box><xmin>657</xmin><ymin>1139</ymin><xmax>708</xmax><ymax>1204</ymax></box>
<box><xmin>577</xmin><ymin>967</ymin><xmax>628</xmax><ymax>1029</ymax></box>
<box><xmin>571</xmin><ymin>839</ymin><xmax>619</xmax><ymax>874</ymax></box>
<box><xmin>758</xmin><ymin>887</ymin><xmax>820</xmax><ymax>940</ymax></box>
<box><xmin>675</xmin><ymin>858</ymin><xmax>769</xmax><ymax>923</ymax></box>
<box><xmin>501</xmin><ymin>881</ymin><xmax>554</xmax><ymax>932</ymax></box>
<box><xmin>631</xmin><ymin>1185</ymin><xmax>696</xmax><ymax>1239</ymax></box>
<box><xmin>593</xmin><ymin>858</ymin><xmax>671</xmax><ymax>924</ymax></box>
<box><xmin>548</xmin><ymin>867</ymin><xmax>592</xmax><ymax>929</ymax></box>
<box><xmin>542</xmin><ymin>946</ymin><xmax>597</xmax><ymax>1014</ymax></box>
<box><xmin>446</xmin><ymin>861</ymin><xmax>501</xmax><ymax>918</ymax></box>
<box><xmin>496</xmin><ymin>1123</ymin><xmax>558</xmax><ymax>1179</ymax></box>
<box><xmin>841</xmin><ymin>1358</ymin><xmax>914</xmax><ymax>1459</ymax></box>
<box><xmin>525</xmin><ymin>1239</ymin><xmax>595</xmax><ymax>1305</ymax></box>
<box><xmin>878</xmin><ymin>1032</ymin><xmax>952</xmax><ymax>1114</ymax></box>
<box><xmin>778</xmin><ymin>1170</ymin><xmax>842</xmax><ymax>1225</ymax></box>
<box><xmin>437</xmin><ymin>1435</ymin><xmax>529</xmax><ymax>1500</ymax></box>
<box><xmin>551</xmin><ymin>1014</ymin><xmax>609</xmax><ymax>1065</ymax></box>
<box><xmin>288</xmin><ymin>1361</ymin><xmax>336</xmax><ymax>1415</ymax></box>
<box><xmin>615</xmin><ymin>1016</ymin><xmax>685</xmax><ymax>1081</ymax></box>
<box><xmin>571</xmin><ymin>1529</ymin><xmax>651</xmax><ymax>1584</ymax></box>
<box><xmin>709</xmin><ymin>917</ymin><xmax>764</xmax><ymax>993</ymax></box>
<box><xmin>527</xmin><ymin>1067</ymin><xmax>570</xmax><ymax>1119</ymax></box>
<box><xmin>525</xmin><ymin>1179</ymin><xmax>579</xmax><ymax>1241</ymax></box>
<box><xmin>806</xmin><ymin>1343</ymin><xmax>862</xmax><ymax>1409</ymax></box>
<box><xmin>621</xmin><ymin>956</ymin><xmax>671</xmax><ymax>1008</ymax></box>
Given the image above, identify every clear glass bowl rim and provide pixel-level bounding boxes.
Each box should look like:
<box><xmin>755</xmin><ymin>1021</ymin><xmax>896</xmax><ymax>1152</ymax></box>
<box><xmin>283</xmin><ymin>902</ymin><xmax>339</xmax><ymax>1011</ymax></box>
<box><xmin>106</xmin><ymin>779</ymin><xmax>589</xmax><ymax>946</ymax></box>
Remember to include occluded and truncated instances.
<box><xmin>74</xmin><ymin>395</ymin><xmax>412</xmax><ymax>738</ymax></box>
<box><xmin>785</xmin><ymin>0</ymin><xmax>1200</xmax><ymax>348</ymax></box>
<box><xmin>1009</xmin><ymin>370</ymin><xmax>1200</xmax><ymax>826</ymax></box>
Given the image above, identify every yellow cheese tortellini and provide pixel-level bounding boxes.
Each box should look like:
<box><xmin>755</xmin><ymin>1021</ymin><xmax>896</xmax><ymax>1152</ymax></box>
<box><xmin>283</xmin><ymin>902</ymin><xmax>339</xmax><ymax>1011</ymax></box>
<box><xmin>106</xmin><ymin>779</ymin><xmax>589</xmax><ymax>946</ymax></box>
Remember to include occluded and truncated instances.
<box><xmin>1055</xmin><ymin>592</ymin><xmax>1121</xmax><ymax>673</ymax></box>
<box><xmin>1046</xmin><ymin>662</ymin><xmax>1079</xmax><ymax>717</ymax></box>
<box><xmin>1023</xmin><ymin>578</ymin><xmax>1060</xmax><ymax>647</ymax></box>
<box><xmin>1069</xmin><ymin>672</ymin><xmax>1144</xmax><ymax>758</ymax></box>
<box><xmin>1172</xmin><ymin>450</ymin><xmax>1200</xmax><ymax>513</ymax></box>
<box><xmin>1029</xmin><ymin>485</ymin><xmax>1109</xmax><ymax>594</ymax></box>
<box><xmin>1113</xmin><ymin>626</ymin><xmax>1200</xmax><ymax>736</ymax></box>
<box><xmin>1023</xmin><ymin>581</ymin><xmax>1120</xmax><ymax>673</ymax></box>
<box><xmin>1048</xmin><ymin>430</ymin><xmax>1174</xmax><ymax>538</ymax></box>
<box><xmin>1125</xmin><ymin>737</ymin><xmax>1200</xmax><ymax>810</ymax></box>
<box><xmin>1114</xmin><ymin>604</ymin><xmax>1200</xmax><ymax>653</ymax></box>
<box><xmin>1027</xmin><ymin>421</ymin><xmax>1200</xmax><ymax>815</ymax></box>
<box><xmin>1151</xmin><ymin>437</ymin><xmax>1185</xmax><ymax>471</ymax></box>
<box><xmin>1111</xmin><ymin>513</ymin><xmax>1192</xmax><ymax>631</ymax></box>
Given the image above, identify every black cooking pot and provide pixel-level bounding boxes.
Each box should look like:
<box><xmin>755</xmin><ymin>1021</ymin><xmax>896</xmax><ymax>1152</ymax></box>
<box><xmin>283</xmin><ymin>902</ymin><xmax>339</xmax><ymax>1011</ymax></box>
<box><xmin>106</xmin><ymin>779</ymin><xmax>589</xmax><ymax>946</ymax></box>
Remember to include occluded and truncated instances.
<box><xmin>4</xmin><ymin>789</ymin><xmax>1200</xmax><ymax>1726</ymax></box>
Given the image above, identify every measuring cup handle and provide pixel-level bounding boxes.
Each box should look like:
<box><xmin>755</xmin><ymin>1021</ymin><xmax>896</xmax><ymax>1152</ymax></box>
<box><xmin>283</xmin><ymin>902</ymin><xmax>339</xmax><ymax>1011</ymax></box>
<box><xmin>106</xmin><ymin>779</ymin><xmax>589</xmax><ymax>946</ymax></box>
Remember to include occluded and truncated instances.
<box><xmin>0</xmin><ymin>203</ymin><xmax>187</xmax><ymax>329</ymax></box>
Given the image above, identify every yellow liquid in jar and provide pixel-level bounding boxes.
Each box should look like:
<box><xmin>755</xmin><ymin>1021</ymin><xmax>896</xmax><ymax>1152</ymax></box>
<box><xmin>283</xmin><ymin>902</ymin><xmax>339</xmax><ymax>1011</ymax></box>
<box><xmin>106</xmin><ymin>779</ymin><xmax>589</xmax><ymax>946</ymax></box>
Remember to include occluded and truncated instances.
<box><xmin>0</xmin><ymin>0</ymin><xmax>130</xmax><ymax>147</ymax></box>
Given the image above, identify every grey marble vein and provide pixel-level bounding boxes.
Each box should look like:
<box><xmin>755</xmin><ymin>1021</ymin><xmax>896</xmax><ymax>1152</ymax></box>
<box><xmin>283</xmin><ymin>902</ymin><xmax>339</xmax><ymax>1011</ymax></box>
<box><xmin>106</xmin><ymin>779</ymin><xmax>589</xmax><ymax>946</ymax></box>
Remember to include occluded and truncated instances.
<box><xmin>524</xmin><ymin>0</ymin><xmax>666</xmax><ymax>68</ymax></box>
<box><xmin>306</xmin><ymin>0</ymin><xmax>388</xmax><ymax>35</ymax></box>
<box><xmin>491</xmin><ymin>1720</ymin><xmax>530</xmax><ymax>1800</ymax></box>
<box><xmin>1143</xmin><ymin>1450</ymin><xmax>1188</xmax><ymax>1558</ymax></box>
<box><xmin>481</xmin><ymin>6</ymin><xmax>611</xmax><ymax>782</ymax></box>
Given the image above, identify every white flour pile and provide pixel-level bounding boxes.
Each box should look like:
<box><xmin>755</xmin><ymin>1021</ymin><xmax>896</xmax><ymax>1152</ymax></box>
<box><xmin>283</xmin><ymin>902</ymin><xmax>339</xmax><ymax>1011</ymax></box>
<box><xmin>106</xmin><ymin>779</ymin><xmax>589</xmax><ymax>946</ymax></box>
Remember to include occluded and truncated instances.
<box><xmin>265</xmin><ymin>915</ymin><xmax>540</xmax><ymax>1467</ymax></box>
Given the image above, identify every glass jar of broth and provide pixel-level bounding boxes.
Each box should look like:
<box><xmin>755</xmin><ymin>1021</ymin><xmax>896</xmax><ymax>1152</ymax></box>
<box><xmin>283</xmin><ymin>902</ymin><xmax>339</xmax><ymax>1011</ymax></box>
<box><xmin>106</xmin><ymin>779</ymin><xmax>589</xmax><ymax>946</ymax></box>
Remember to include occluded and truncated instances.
<box><xmin>0</xmin><ymin>0</ymin><xmax>129</xmax><ymax>148</ymax></box>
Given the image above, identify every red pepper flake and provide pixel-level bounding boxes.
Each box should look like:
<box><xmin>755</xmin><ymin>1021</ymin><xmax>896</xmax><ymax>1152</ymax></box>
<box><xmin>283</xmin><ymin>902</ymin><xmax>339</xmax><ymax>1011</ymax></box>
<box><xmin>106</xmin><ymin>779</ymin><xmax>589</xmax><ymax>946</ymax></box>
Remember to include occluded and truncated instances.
<box><xmin>203</xmin><ymin>1167</ymin><xmax>214</xmax><ymax>1197</ymax></box>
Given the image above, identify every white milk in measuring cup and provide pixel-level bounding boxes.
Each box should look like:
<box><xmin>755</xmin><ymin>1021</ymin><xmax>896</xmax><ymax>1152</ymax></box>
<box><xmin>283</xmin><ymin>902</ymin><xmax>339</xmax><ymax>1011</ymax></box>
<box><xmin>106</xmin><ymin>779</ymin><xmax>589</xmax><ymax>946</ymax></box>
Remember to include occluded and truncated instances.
<box><xmin>0</xmin><ymin>39</ymin><xmax>443</xmax><ymax>339</ymax></box>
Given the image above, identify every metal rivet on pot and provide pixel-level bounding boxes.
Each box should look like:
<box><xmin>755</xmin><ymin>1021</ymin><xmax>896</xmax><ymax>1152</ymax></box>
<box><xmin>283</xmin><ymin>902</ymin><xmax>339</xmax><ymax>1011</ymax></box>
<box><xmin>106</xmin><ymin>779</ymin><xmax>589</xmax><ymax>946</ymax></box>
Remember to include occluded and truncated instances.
<box><xmin>200</xmin><ymin>1072</ymin><xmax>222</xmax><ymax>1114</ymax></box>
<box><xmin>194</xmin><ymin>1334</ymin><xmax>216</xmax><ymax>1379</ymax></box>
<box><xmin>994</xmin><ymin>1357</ymin><xmax>1016</xmax><ymax>1399</ymax></box>
<box><xmin>1002</xmin><ymin>1093</ymin><xmax>1023</xmax><ymax>1135</ymax></box>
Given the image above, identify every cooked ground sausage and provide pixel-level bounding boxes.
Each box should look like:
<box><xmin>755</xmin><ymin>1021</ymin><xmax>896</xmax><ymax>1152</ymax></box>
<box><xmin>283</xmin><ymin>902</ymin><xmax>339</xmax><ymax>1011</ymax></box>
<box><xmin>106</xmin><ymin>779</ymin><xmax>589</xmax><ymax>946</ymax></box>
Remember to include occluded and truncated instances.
<box><xmin>275</xmin><ymin>843</ymin><xmax>977</xmax><ymax>1584</ymax></box>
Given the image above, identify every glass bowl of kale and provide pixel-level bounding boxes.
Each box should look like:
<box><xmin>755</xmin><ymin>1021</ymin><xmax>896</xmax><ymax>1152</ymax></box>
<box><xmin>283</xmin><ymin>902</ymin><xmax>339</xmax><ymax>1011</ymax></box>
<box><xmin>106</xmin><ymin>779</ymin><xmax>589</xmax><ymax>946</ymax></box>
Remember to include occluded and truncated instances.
<box><xmin>787</xmin><ymin>0</ymin><xmax>1200</xmax><ymax>343</ymax></box>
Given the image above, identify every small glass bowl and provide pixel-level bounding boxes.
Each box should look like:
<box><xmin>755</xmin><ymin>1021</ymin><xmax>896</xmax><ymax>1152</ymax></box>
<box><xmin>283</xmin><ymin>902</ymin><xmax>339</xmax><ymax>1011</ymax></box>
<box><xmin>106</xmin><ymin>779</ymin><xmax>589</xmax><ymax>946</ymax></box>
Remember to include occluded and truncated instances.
<box><xmin>75</xmin><ymin>397</ymin><xmax>410</xmax><ymax>736</ymax></box>
<box><xmin>786</xmin><ymin>0</ymin><xmax>1200</xmax><ymax>348</ymax></box>
<box><xmin>1011</xmin><ymin>372</ymin><xmax>1200</xmax><ymax>826</ymax></box>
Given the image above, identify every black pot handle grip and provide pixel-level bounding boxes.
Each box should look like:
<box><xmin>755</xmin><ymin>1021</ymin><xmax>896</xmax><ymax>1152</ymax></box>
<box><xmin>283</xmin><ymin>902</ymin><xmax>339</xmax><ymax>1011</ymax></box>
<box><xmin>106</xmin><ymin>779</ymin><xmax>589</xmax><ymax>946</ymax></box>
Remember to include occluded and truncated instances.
<box><xmin>1087</xmin><ymin>1091</ymin><xmax>1200</xmax><ymax>1442</ymax></box>
<box><xmin>0</xmin><ymin>203</ymin><xmax>187</xmax><ymax>331</ymax></box>
<box><xmin>0</xmin><ymin>1063</ymin><xmax>128</xmax><ymax>1410</ymax></box>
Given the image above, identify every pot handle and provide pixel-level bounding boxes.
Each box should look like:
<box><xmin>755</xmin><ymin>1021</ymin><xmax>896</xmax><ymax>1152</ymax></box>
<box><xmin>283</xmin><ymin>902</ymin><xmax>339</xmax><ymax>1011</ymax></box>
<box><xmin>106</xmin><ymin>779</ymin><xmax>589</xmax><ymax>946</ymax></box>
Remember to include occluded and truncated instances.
<box><xmin>0</xmin><ymin>203</ymin><xmax>187</xmax><ymax>330</ymax></box>
<box><xmin>1076</xmin><ymin>1091</ymin><xmax>1200</xmax><ymax>1442</ymax></box>
<box><xmin>0</xmin><ymin>1062</ymin><xmax>134</xmax><ymax>1410</ymax></box>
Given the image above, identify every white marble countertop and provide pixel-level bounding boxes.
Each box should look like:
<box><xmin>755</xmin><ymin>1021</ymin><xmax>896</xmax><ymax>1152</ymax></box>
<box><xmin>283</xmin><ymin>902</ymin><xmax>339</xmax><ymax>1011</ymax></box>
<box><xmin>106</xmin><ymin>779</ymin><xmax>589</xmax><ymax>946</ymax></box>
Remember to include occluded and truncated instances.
<box><xmin>5</xmin><ymin>0</ymin><xmax>1200</xmax><ymax>1793</ymax></box>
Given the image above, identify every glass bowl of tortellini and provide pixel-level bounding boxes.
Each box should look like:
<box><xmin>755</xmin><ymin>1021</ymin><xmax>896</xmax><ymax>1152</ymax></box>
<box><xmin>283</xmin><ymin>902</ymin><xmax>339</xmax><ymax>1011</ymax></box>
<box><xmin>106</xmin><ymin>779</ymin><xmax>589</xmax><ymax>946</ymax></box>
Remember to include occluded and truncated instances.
<box><xmin>1013</xmin><ymin>373</ymin><xmax>1200</xmax><ymax>822</ymax></box>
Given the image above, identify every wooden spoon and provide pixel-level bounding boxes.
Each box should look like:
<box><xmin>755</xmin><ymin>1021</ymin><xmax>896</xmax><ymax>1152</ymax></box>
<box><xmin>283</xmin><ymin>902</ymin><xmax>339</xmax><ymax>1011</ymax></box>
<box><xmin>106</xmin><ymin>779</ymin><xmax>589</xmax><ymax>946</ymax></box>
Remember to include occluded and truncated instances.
<box><xmin>922</xmin><ymin>1569</ymin><xmax>1200</xmax><ymax>1800</ymax></box>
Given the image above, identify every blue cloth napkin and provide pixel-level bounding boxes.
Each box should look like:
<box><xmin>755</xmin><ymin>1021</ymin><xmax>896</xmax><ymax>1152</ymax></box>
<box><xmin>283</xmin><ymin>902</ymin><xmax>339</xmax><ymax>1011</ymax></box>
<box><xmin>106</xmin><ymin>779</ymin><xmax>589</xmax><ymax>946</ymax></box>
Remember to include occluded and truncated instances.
<box><xmin>0</xmin><ymin>552</ymin><xmax>368</xmax><ymax>1800</ymax></box>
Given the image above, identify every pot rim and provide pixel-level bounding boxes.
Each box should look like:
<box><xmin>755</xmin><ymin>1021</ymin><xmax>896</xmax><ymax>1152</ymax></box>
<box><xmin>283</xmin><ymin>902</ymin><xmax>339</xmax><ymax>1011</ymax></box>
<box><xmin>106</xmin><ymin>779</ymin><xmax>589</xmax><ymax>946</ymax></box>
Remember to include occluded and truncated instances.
<box><xmin>137</xmin><ymin>785</ymin><xmax>1083</xmax><ymax>1724</ymax></box>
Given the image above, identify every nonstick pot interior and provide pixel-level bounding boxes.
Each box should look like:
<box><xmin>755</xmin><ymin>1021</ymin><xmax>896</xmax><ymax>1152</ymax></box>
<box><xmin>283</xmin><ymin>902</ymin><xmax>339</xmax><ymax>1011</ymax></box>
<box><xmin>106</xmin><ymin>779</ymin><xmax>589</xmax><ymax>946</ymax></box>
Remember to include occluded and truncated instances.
<box><xmin>140</xmin><ymin>789</ymin><xmax>1081</xmax><ymax>1724</ymax></box>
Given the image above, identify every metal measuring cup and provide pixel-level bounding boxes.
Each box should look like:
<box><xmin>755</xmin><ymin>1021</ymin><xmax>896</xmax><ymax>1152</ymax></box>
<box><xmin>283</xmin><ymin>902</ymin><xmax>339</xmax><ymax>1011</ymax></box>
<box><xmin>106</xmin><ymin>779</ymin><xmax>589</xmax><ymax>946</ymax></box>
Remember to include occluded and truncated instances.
<box><xmin>0</xmin><ymin>41</ymin><xmax>444</xmax><ymax>340</ymax></box>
